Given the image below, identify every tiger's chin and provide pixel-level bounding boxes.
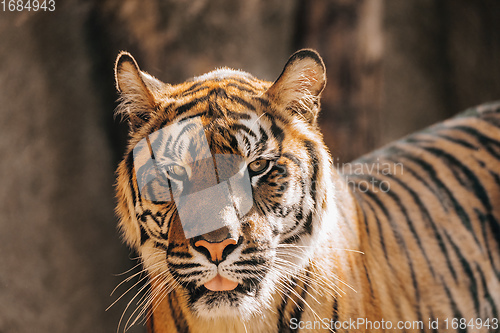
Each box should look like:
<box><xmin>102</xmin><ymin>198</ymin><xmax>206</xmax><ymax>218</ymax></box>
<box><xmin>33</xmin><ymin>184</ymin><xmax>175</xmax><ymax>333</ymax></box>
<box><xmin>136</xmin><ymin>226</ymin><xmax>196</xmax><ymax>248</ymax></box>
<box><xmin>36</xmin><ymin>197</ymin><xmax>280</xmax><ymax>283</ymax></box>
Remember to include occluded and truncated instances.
<box><xmin>188</xmin><ymin>283</ymin><xmax>272</xmax><ymax>320</ymax></box>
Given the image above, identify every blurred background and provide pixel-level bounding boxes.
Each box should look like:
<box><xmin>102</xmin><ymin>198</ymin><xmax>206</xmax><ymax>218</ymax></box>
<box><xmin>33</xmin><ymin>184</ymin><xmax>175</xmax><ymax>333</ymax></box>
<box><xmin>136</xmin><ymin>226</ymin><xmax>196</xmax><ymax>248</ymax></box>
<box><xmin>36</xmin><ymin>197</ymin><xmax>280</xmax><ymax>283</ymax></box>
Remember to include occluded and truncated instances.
<box><xmin>0</xmin><ymin>0</ymin><xmax>499</xmax><ymax>332</ymax></box>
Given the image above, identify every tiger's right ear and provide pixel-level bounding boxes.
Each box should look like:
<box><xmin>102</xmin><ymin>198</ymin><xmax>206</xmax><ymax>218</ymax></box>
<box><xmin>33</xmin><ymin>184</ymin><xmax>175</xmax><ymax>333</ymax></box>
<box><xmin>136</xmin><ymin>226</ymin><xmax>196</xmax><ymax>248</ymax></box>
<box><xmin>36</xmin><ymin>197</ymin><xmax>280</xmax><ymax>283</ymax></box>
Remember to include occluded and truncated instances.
<box><xmin>265</xmin><ymin>49</ymin><xmax>326</xmax><ymax>124</ymax></box>
<box><xmin>114</xmin><ymin>52</ymin><xmax>165</xmax><ymax>130</ymax></box>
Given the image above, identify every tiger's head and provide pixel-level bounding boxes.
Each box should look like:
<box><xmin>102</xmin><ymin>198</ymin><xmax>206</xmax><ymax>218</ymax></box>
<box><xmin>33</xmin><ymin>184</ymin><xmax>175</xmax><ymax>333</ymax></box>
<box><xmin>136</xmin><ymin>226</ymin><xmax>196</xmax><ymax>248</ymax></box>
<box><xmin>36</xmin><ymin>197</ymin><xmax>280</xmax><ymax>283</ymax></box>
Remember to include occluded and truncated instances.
<box><xmin>114</xmin><ymin>50</ymin><xmax>338</xmax><ymax>321</ymax></box>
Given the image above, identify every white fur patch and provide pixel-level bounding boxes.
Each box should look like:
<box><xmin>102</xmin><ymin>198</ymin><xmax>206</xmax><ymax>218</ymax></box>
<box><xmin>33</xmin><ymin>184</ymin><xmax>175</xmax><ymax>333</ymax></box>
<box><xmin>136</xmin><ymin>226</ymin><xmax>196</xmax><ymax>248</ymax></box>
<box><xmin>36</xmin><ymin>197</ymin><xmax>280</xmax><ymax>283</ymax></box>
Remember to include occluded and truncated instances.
<box><xmin>192</xmin><ymin>68</ymin><xmax>254</xmax><ymax>82</ymax></box>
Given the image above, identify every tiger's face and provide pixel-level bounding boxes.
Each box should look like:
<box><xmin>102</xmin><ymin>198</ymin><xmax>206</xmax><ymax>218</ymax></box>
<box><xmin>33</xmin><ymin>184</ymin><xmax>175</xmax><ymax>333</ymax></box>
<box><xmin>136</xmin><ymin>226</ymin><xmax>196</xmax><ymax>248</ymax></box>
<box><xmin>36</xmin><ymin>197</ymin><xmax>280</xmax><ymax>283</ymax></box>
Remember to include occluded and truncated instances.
<box><xmin>114</xmin><ymin>50</ymin><xmax>333</xmax><ymax>320</ymax></box>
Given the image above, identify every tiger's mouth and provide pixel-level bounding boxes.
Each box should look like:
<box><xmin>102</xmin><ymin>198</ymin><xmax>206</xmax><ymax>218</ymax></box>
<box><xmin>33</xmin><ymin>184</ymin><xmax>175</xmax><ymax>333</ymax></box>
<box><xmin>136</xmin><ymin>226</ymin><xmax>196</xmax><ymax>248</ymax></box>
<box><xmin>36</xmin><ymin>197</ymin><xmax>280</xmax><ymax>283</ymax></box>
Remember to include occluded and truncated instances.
<box><xmin>186</xmin><ymin>279</ymin><xmax>259</xmax><ymax>305</ymax></box>
<box><xmin>204</xmin><ymin>274</ymin><xmax>238</xmax><ymax>291</ymax></box>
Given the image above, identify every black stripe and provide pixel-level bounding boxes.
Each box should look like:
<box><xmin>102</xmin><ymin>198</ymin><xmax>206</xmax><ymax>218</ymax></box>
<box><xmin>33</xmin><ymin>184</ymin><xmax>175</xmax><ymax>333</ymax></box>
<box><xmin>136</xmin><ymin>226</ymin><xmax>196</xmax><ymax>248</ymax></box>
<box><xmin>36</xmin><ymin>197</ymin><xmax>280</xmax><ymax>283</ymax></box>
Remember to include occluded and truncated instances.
<box><xmin>442</xmin><ymin>281</ymin><xmax>466</xmax><ymax>333</ymax></box>
<box><xmin>481</xmin><ymin>112</ymin><xmax>500</xmax><ymax>128</ymax></box>
<box><xmin>175</xmin><ymin>112</ymin><xmax>209</xmax><ymax>124</ymax></box>
<box><xmin>391</xmin><ymin>159</ymin><xmax>457</xmax><ymax>281</ymax></box>
<box><xmin>225</xmin><ymin>109</ymin><xmax>252</xmax><ymax>120</ymax></box>
<box><xmin>180</xmin><ymin>84</ymin><xmax>210</xmax><ymax>97</ymax></box>
<box><xmin>263</xmin><ymin>112</ymin><xmax>286</xmax><ymax>147</ymax></box>
<box><xmin>357</xmin><ymin>198</ymin><xmax>389</xmax><ymax>261</ymax></box>
<box><xmin>138</xmin><ymin>210</ymin><xmax>163</xmax><ymax>228</ymax></box>
<box><xmin>228</xmin><ymin>77</ymin><xmax>259</xmax><ymax>89</ymax></box>
<box><xmin>174</xmin><ymin>81</ymin><xmax>203</xmax><ymax>96</ymax></box>
<box><xmin>226</xmin><ymin>82</ymin><xmax>257</xmax><ymax>93</ymax></box>
<box><xmin>234</xmin><ymin>257</ymin><xmax>267</xmax><ymax>266</ymax></box>
<box><xmin>277</xmin><ymin>278</ymin><xmax>295</xmax><ymax>332</ymax></box>
<box><xmin>434</xmin><ymin>133</ymin><xmax>477</xmax><ymax>149</ymax></box>
<box><xmin>290</xmin><ymin>271</ymin><xmax>310</xmax><ymax>332</ymax></box>
<box><xmin>270</xmin><ymin>120</ymin><xmax>285</xmax><ymax>144</ymax></box>
<box><xmin>241</xmin><ymin>135</ymin><xmax>251</xmax><ymax>153</ymax></box>
<box><xmin>384</xmin><ymin>153</ymin><xmax>444</xmax><ymax>208</ymax></box>
<box><xmin>303</xmin><ymin>211</ymin><xmax>313</xmax><ymax>235</ymax></box>
<box><xmin>363</xmin><ymin>262</ymin><xmax>375</xmax><ymax>300</ymax></box>
<box><xmin>169</xmin><ymin>269</ymin><xmax>203</xmax><ymax>279</ymax></box>
<box><xmin>230</xmin><ymin>123</ymin><xmax>257</xmax><ymax>138</ymax></box>
<box><xmin>455</xmin><ymin>125</ymin><xmax>500</xmax><ymax>160</ymax></box>
<box><xmin>304</xmin><ymin>140</ymin><xmax>319</xmax><ymax>205</ymax></box>
<box><xmin>358</xmin><ymin>174</ymin><xmax>436</xmax><ymax>277</ymax></box>
<box><xmin>281</xmin><ymin>211</ymin><xmax>312</xmax><ymax>244</ymax></box>
<box><xmin>151</xmin><ymin>126</ymin><xmax>170</xmax><ymax>160</ymax></box>
<box><xmin>232</xmin><ymin>268</ymin><xmax>269</xmax><ymax>275</ymax></box>
<box><xmin>425</xmin><ymin>146</ymin><xmax>492</xmax><ymax>211</ymax></box>
<box><xmin>176</xmin><ymin>95</ymin><xmax>209</xmax><ymax>116</ymax></box>
<box><xmin>168</xmin><ymin>291</ymin><xmax>190</xmax><ymax>333</ymax></box>
<box><xmin>475</xmin><ymin>208</ymin><xmax>500</xmax><ymax>280</ymax></box>
<box><xmin>139</xmin><ymin>224</ymin><xmax>149</xmax><ymax>245</ymax></box>
<box><xmin>331</xmin><ymin>296</ymin><xmax>338</xmax><ymax>324</ymax></box>
<box><xmin>167</xmin><ymin>262</ymin><xmax>201</xmax><ymax>270</ymax></box>
<box><xmin>256</xmin><ymin>125</ymin><xmax>269</xmax><ymax>155</ymax></box>
<box><xmin>443</xmin><ymin>231</ymin><xmax>480</xmax><ymax>316</ymax></box>
<box><xmin>253</xmin><ymin>96</ymin><xmax>270</xmax><ymax>108</ymax></box>
<box><xmin>166</xmin><ymin>244</ymin><xmax>193</xmax><ymax>259</ymax></box>
<box><xmin>211</xmin><ymin>87</ymin><xmax>229</xmax><ymax>99</ymax></box>
<box><xmin>428</xmin><ymin>307</ymin><xmax>438</xmax><ymax>333</ymax></box>
<box><xmin>158</xmin><ymin>111</ymin><xmax>207</xmax><ymax>129</ymax></box>
<box><xmin>360</xmin><ymin>188</ymin><xmax>421</xmax><ymax>309</ymax></box>
<box><xmin>383</xmin><ymin>165</ymin><xmax>457</xmax><ymax>281</ymax></box>
<box><xmin>491</xmin><ymin>170</ymin><xmax>500</xmax><ymax>187</ymax></box>
<box><xmin>282</xmin><ymin>152</ymin><xmax>302</xmax><ymax>168</ymax></box>
<box><xmin>228</xmin><ymin>94</ymin><xmax>256</xmax><ymax>111</ymax></box>
<box><xmin>126</xmin><ymin>151</ymin><xmax>139</xmax><ymax>206</ymax></box>
<box><xmin>475</xmin><ymin>262</ymin><xmax>498</xmax><ymax>319</ymax></box>
<box><xmin>167</xmin><ymin>251</ymin><xmax>192</xmax><ymax>259</ymax></box>
<box><xmin>356</xmin><ymin>198</ymin><xmax>370</xmax><ymax>236</ymax></box>
<box><xmin>171</xmin><ymin>122</ymin><xmax>202</xmax><ymax>156</ymax></box>
<box><xmin>393</xmin><ymin>147</ymin><xmax>481</xmax><ymax>247</ymax></box>
<box><xmin>424</xmin><ymin>146</ymin><xmax>492</xmax><ymax>244</ymax></box>
<box><xmin>241</xmin><ymin>246</ymin><xmax>259</xmax><ymax>255</ymax></box>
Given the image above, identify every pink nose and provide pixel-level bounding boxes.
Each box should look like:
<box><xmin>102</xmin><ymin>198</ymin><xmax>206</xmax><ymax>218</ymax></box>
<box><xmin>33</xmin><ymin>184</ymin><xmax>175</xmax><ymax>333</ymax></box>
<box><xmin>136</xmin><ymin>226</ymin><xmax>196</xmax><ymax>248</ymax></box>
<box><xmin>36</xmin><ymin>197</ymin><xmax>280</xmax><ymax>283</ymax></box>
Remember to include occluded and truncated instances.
<box><xmin>194</xmin><ymin>238</ymin><xmax>237</xmax><ymax>263</ymax></box>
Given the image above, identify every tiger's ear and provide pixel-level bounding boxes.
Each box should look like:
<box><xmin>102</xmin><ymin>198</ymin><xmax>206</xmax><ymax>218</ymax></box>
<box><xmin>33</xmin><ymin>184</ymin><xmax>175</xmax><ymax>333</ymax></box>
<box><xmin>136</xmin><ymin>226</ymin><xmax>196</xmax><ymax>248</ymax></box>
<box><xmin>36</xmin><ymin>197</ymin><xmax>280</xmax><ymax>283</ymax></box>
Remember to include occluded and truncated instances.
<box><xmin>114</xmin><ymin>52</ymin><xmax>165</xmax><ymax>130</ymax></box>
<box><xmin>266</xmin><ymin>49</ymin><xmax>326</xmax><ymax>123</ymax></box>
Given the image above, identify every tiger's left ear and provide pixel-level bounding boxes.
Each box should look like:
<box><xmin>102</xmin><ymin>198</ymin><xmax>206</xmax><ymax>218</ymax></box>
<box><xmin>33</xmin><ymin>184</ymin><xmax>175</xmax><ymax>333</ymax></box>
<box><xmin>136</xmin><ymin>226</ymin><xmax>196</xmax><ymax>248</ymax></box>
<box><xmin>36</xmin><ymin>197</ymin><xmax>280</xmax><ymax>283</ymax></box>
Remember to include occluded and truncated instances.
<box><xmin>266</xmin><ymin>49</ymin><xmax>326</xmax><ymax>124</ymax></box>
<box><xmin>114</xmin><ymin>51</ymin><xmax>165</xmax><ymax>130</ymax></box>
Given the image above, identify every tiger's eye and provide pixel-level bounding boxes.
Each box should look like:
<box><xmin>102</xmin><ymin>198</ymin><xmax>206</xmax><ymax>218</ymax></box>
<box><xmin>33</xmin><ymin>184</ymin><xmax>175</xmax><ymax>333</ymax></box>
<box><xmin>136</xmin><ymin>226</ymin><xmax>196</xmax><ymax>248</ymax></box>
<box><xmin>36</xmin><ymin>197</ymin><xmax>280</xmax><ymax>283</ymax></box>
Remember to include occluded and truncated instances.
<box><xmin>248</xmin><ymin>159</ymin><xmax>269</xmax><ymax>175</ymax></box>
<box><xmin>170</xmin><ymin>165</ymin><xmax>187</xmax><ymax>179</ymax></box>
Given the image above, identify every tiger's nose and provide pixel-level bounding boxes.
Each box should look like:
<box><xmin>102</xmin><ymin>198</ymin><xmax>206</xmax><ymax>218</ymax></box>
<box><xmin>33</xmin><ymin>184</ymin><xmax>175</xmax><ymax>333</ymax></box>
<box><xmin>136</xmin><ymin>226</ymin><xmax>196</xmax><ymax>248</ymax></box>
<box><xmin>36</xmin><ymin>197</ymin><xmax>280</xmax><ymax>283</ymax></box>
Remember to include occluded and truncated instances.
<box><xmin>194</xmin><ymin>238</ymin><xmax>238</xmax><ymax>263</ymax></box>
<box><xmin>193</xmin><ymin>227</ymin><xmax>239</xmax><ymax>263</ymax></box>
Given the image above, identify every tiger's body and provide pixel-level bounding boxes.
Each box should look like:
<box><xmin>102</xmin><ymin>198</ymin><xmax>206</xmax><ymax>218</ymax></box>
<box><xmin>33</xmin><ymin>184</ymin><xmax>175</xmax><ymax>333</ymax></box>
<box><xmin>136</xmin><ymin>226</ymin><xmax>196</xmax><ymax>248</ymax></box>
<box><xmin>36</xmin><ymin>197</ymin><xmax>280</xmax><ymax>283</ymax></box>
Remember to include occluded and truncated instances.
<box><xmin>114</xmin><ymin>49</ymin><xmax>500</xmax><ymax>332</ymax></box>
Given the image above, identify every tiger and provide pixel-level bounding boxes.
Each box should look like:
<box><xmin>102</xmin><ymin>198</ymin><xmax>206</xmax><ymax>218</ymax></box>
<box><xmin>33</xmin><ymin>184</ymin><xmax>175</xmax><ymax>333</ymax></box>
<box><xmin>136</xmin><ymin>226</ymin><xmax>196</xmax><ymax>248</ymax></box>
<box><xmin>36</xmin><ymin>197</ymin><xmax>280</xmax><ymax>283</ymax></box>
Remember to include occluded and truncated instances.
<box><xmin>113</xmin><ymin>49</ymin><xmax>500</xmax><ymax>333</ymax></box>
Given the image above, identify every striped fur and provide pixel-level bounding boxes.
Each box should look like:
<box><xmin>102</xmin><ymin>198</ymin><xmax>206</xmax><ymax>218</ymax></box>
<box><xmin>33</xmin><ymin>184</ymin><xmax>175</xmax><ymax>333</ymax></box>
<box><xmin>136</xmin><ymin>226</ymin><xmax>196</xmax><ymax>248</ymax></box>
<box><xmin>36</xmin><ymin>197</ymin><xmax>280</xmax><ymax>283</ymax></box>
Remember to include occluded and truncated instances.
<box><xmin>114</xmin><ymin>50</ymin><xmax>500</xmax><ymax>332</ymax></box>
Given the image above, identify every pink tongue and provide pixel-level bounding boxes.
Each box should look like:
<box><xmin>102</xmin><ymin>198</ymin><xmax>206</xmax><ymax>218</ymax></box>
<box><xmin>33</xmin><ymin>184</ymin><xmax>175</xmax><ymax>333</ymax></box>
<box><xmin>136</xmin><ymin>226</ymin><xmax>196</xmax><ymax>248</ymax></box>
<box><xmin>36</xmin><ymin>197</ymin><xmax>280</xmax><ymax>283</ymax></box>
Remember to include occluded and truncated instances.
<box><xmin>204</xmin><ymin>274</ymin><xmax>238</xmax><ymax>291</ymax></box>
